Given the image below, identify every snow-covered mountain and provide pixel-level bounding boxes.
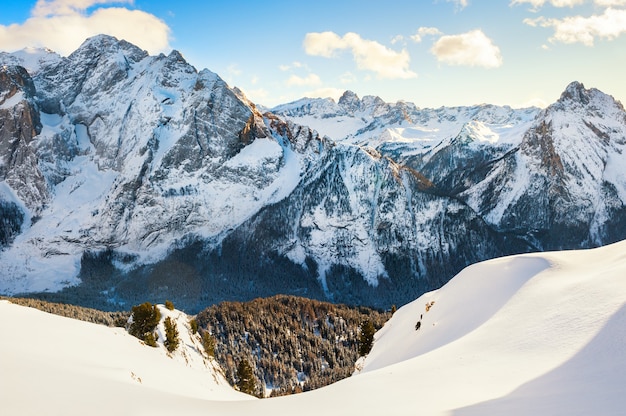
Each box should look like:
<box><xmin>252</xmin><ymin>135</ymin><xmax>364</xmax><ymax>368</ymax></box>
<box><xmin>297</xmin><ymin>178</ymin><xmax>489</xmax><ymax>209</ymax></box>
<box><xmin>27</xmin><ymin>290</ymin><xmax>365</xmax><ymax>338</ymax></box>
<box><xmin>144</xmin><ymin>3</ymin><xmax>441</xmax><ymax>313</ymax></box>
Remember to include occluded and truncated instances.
<box><xmin>0</xmin><ymin>35</ymin><xmax>326</xmax><ymax>305</ymax></box>
<box><xmin>1</xmin><ymin>35</ymin><xmax>626</xmax><ymax>311</ymax></box>
<box><xmin>3</xmin><ymin>240</ymin><xmax>625</xmax><ymax>415</ymax></box>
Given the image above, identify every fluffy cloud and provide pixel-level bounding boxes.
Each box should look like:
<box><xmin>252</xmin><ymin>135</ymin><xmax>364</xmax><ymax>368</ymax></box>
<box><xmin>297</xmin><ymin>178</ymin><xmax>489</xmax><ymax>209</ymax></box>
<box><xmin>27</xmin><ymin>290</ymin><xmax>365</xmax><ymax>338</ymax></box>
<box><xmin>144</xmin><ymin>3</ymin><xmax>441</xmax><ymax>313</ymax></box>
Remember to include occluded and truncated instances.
<box><xmin>510</xmin><ymin>0</ymin><xmax>585</xmax><ymax>9</ymax></box>
<box><xmin>242</xmin><ymin>87</ymin><xmax>270</xmax><ymax>105</ymax></box>
<box><xmin>32</xmin><ymin>0</ymin><xmax>126</xmax><ymax>16</ymax></box>
<box><xmin>511</xmin><ymin>0</ymin><xmax>626</xmax><ymax>9</ymax></box>
<box><xmin>279</xmin><ymin>61</ymin><xmax>304</xmax><ymax>71</ymax></box>
<box><xmin>303</xmin><ymin>31</ymin><xmax>417</xmax><ymax>79</ymax></box>
<box><xmin>285</xmin><ymin>73</ymin><xmax>322</xmax><ymax>87</ymax></box>
<box><xmin>525</xmin><ymin>7</ymin><xmax>626</xmax><ymax>45</ymax></box>
<box><xmin>390</xmin><ymin>35</ymin><xmax>404</xmax><ymax>45</ymax></box>
<box><xmin>430</xmin><ymin>29</ymin><xmax>503</xmax><ymax>68</ymax></box>
<box><xmin>595</xmin><ymin>0</ymin><xmax>626</xmax><ymax>5</ymax></box>
<box><xmin>303</xmin><ymin>87</ymin><xmax>345</xmax><ymax>101</ymax></box>
<box><xmin>447</xmin><ymin>0</ymin><xmax>470</xmax><ymax>9</ymax></box>
<box><xmin>0</xmin><ymin>0</ymin><xmax>170</xmax><ymax>55</ymax></box>
<box><xmin>340</xmin><ymin>72</ymin><xmax>357</xmax><ymax>84</ymax></box>
<box><xmin>411</xmin><ymin>27</ymin><xmax>443</xmax><ymax>43</ymax></box>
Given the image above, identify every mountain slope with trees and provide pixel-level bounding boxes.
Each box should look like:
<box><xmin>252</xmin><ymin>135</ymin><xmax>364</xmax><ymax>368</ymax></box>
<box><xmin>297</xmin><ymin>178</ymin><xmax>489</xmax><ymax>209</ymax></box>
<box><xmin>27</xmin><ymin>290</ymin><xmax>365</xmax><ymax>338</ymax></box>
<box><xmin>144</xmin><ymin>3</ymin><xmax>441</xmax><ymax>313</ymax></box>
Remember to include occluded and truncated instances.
<box><xmin>196</xmin><ymin>295</ymin><xmax>390</xmax><ymax>396</ymax></box>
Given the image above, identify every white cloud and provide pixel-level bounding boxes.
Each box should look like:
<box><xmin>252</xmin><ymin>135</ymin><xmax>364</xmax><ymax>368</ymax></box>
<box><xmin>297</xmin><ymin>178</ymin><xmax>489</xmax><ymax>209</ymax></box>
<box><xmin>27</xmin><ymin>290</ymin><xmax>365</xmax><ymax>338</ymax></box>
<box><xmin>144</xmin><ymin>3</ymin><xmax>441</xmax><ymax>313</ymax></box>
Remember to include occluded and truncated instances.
<box><xmin>0</xmin><ymin>0</ymin><xmax>170</xmax><ymax>55</ymax></box>
<box><xmin>512</xmin><ymin>0</ymin><xmax>626</xmax><ymax>8</ymax></box>
<box><xmin>411</xmin><ymin>27</ymin><xmax>443</xmax><ymax>43</ymax></box>
<box><xmin>525</xmin><ymin>7</ymin><xmax>626</xmax><ymax>45</ymax></box>
<box><xmin>430</xmin><ymin>29</ymin><xmax>503</xmax><ymax>68</ymax></box>
<box><xmin>447</xmin><ymin>0</ymin><xmax>470</xmax><ymax>10</ymax></box>
<box><xmin>303</xmin><ymin>87</ymin><xmax>345</xmax><ymax>101</ymax></box>
<box><xmin>521</xmin><ymin>97</ymin><xmax>549</xmax><ymax>108</ymax></box>
<box><xmin>279</xmin><ymin>61</ymin><xmax>305</xmax><ymax>71</ymax></box>
<box><xmin>285</xmin><ymin>73</ymin><xmax>322</xmax><ymax>87</ymax></box>
<box><xmin>391</xmin><ymin>35</ymin><xmax>404</xmax><ymax>45</ymax></box>
<box><xmin>303</xmin><ymin>31</ymin><xmax>417</xmax><ymax>79</ymax></box>
<box><xmin>303</xmin><ymin>32</ymin><xmax>343</xmax><ymax>58</ymax></box>
<box><xmin>242</xmin><ymin>87</ymin><xmax>270</xmax><ymax>105</ymax></box>
<box><xmin>510</xmin><ymin>0</ymin><xmax>585</xmax><ymax>10</ymax></box>
<box><xmin>32</xmin><ymin>0</ymin><xmax>128</xmax><ymax>16</ymax></box>
<box><xmin>595</xmin><ymin>0</ymin><xmax>626</xmax><ymax>6</ymax></box>
<box><xmin>340</xmin><ymin>72</ymin><xmax>357</xmax><ymax>84</ymax></box>
<box><xmin>227</xmin><ymin>64</ymin><xmax>242</xmax><ymax>76</ymax></box>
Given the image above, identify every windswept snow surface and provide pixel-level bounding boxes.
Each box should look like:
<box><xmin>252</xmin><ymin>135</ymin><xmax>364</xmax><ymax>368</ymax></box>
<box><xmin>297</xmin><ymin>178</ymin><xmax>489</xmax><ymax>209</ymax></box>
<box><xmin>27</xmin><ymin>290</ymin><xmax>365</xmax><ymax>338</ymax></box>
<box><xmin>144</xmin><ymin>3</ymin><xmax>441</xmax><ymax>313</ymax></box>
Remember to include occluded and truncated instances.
<box><xmin>0</xmin><ymin>302</ymin><xmax>251</xmax><ymax>415</ymax></box>
<box><xmin>2</xmin><ymin>241</ymin><xmax>626</xmax><ymax>415</ymax></box>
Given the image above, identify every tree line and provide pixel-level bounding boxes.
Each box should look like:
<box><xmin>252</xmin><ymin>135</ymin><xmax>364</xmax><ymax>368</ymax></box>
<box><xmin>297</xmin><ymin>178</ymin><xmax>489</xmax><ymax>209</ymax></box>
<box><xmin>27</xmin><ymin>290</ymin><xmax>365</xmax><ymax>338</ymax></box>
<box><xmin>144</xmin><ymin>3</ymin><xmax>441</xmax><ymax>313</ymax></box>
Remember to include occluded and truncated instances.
<box><xmin>196</xmin><ymin>295</ymin><xmax>390</xmax><ymax>397</ymax></box>
<box><xmin>4</xmin><ymin>294</ymin><xmax>391</xmax><ymax>397</ymax></box>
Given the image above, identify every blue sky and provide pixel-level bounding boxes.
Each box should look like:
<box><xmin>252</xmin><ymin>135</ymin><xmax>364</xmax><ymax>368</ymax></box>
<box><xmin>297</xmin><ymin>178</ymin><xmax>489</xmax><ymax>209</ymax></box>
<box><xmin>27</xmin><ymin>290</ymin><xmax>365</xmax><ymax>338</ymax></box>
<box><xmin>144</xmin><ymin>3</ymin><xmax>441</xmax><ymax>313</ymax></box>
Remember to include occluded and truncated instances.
<box><xmin>0</xmin><ymin>0</ymin><xmax>625</xmax><ymax>108</ymax></box>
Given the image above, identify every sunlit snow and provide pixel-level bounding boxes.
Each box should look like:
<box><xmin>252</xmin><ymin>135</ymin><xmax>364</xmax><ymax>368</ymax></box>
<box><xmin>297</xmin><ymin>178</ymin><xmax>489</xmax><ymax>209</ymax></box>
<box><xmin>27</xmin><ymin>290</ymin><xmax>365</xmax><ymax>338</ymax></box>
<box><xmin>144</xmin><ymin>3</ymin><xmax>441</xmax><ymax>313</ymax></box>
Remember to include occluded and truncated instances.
<box><xmin>2</xmin><ymin>241</ymin><xmax>625</xmax><ymax>415</ymax></box>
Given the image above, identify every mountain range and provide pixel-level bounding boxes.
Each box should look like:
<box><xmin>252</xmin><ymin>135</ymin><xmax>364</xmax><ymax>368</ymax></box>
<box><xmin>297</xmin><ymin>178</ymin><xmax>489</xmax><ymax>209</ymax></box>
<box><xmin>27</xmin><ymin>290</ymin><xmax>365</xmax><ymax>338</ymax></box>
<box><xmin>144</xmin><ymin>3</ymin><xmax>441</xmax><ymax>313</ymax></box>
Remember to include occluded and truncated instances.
<box><xmin>1</xmin><ymin>34</ymin><xmax>625</xmax><ymax>312</ymax></box>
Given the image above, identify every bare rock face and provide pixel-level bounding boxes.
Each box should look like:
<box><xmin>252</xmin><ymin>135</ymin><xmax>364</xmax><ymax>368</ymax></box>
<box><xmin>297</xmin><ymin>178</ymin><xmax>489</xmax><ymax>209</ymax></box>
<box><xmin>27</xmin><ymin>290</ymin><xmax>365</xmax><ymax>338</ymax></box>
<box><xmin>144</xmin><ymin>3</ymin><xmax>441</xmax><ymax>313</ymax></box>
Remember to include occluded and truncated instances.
<box><xmin>0</xmin><ymin>65</ymin><xmax>47</xmax><ymax>216</ymax></box>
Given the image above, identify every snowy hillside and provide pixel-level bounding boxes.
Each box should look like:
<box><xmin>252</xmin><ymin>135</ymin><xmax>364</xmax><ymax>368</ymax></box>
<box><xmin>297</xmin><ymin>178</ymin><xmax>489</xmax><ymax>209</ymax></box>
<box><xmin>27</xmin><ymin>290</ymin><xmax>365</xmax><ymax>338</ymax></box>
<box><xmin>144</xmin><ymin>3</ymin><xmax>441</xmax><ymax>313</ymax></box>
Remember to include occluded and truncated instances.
<box><xmin>2</xmin><ymin>241</ymin><xmax>625</xmax><ymax>415</ymax></box>
<box><xmin>0</xmin><ymin>301</ymin><xmax>250</xmax><ymax>415</ymax></box>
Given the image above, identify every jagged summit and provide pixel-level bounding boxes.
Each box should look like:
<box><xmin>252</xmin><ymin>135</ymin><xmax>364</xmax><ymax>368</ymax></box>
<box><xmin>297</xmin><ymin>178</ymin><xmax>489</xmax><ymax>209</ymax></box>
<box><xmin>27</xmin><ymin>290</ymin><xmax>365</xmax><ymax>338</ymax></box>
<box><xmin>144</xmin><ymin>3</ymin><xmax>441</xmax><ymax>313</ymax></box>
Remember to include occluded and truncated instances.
<box><xmin>550</xmin><ymin>80</ymin><xmax>625</xmax><ymax>117</ymax></box>
<box><xmin>560</xmin><ymin>80</ymin><xmax>588</xmax><ymax>102</ymax></box>
<box><xmin>338</xmin><ymin>90</ymin><xmax>360</xmax><ymax>112</ymax></box>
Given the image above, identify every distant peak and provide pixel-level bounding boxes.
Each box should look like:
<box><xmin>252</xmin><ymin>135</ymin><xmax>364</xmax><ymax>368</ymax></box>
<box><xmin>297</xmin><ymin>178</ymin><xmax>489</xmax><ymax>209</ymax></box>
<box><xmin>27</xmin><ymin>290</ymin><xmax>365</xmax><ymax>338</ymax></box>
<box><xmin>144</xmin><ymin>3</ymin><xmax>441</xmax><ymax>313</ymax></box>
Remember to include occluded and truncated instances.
<box><xmin>80</xmin><ymin>34</ymin><xmax>120</xmax><ymax>49</ymax></box>
<box><xmin>70</xmin><ymin>34</ymin><xmax>148</xmax><ymax>63</ymax></box>
<box><xmin>338</xmin><ymin>90</ymin><xmax>361</xmax><ymax>112</ymax></box>
<box><xmin>559</xmin><ymin>81</ymin><xmax>590</xmax><ymax>105</ymax></box>
<box><xmin>167</xmin><ymin>49</ymin><xmax>186</xmax><ymax>63</ymax></box>
<box><xmin>339</xmin><ymin>90</ymin><xmax>359</xmax><ymax>103</ymax></box>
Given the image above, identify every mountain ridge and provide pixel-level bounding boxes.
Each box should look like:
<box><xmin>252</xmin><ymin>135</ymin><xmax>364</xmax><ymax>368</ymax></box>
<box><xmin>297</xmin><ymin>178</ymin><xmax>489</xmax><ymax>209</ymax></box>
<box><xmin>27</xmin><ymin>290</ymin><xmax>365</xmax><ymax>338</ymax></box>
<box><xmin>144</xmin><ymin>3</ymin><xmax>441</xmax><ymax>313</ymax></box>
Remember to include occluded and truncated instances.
<box><xmin>1</xmin><ymin>34</ymin><xmax>626</xmax><ymax>312</ymax></box>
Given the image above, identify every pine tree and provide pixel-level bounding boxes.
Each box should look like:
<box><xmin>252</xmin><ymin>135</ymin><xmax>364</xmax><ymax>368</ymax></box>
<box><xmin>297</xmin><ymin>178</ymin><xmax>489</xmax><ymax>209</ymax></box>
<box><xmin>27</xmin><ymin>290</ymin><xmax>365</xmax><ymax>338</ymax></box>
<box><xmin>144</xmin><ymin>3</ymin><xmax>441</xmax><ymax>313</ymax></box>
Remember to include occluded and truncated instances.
<box><xmin>164</xmin><ymin>316</ymin><xmax>179</xmax><ymax>352</ymax></box>
<box><xmin>143</xmin><ymin>332</ymin><xmax>157</xmax><ymax>347</ymax></box>
<box><xmin>189</xmin><ymin>318</ymin><xmax>199</xmax><ymax>334</ymax></box>
<box><xmin>165</xmin><ymin>300</ymin><xmax>175</xmax><ymax>311</ymax></box>
<box><xmin>236</xmin><ymin>359</ymin><xmax>256</xmax><ymax>395</ymax></box>
<box><xmin>129</xmin><ymin>302</ymin><xmax>161</xmax><ymax>344</ymax></box>
<box><xmin>202</xmin><ymin>331</ymin><xmax>215</xmax><ymax>357</ymax></box>
<box><xmin>358</xmin><ymin>320</ymin><xmax>376</xmax><ymax>356</ymax></box>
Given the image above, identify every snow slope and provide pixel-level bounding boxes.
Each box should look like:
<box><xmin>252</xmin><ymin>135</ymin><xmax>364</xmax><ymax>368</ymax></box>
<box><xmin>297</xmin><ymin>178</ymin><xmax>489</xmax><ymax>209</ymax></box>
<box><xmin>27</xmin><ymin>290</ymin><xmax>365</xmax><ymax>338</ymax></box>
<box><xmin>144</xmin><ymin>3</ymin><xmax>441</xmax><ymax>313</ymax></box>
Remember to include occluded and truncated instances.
<box><xmin>0</xmin><ymin>302</ymin><xmax>251</xmax><ymax>415</ymax></box>
<box><xmin>2</xmin><ymin>240</ymin><xmax>625</xmax><ymax>415</ymax></box>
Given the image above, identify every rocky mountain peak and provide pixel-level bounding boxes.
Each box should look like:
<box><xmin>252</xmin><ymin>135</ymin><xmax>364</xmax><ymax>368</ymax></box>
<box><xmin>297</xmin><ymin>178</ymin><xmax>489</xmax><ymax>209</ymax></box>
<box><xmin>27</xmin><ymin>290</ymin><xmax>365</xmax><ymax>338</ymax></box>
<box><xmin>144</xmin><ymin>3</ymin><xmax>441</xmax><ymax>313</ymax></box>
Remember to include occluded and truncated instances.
<box><xmin>361</xmin><ymin>95</ymin><xmax>386</xmax><ymax>109</ymax></box>
<box><xmin>66</xmin><ymin>34</ymin><xmax>148</xmax><ymax>70</ymax></box>
<box><xmin>559</xmin><ymin>81</ymin><xmax>590</xmax><ymax>105</ymax></box>
<box><xmin>552</xmin><ymin>80</ymin><xmax>623</xmax><ymax>116</ymax></box>
<box><xmin>166</xmin><ymin>49</ymin><xmax>187</xmax><ymax>64</ymax></box>
<box><xmin>338</xmin><ymin>90</ymin><xmax>361</xmax><ymax>113</ymax></box>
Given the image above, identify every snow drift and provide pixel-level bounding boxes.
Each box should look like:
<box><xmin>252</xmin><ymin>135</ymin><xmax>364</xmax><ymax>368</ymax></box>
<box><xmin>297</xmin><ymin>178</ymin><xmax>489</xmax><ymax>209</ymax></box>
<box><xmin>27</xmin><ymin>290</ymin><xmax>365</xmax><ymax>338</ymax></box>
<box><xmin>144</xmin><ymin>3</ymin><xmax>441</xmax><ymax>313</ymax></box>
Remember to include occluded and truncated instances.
<box><xmin>2</xmin><ymin>240</ymin><xmax>625</xmax><ymax>415</ymax></box>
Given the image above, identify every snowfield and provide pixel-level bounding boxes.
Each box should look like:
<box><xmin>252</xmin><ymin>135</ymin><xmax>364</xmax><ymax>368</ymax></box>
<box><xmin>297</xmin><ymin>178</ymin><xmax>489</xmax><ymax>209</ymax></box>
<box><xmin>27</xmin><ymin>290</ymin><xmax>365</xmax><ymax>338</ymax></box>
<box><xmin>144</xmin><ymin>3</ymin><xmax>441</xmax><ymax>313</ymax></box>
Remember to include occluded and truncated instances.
<box><xmin>2</xmin><ymin>241</ymin><xmax>625</xmax><ymax>415</ymax></box>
